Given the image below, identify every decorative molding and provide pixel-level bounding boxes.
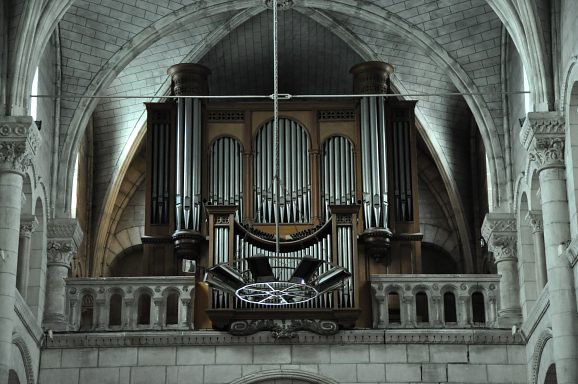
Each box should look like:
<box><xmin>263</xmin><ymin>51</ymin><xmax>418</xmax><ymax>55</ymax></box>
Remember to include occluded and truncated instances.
<box><xmin>318</xmin><ymin>110</ymin><xmax>356</xmax><ymax>120</ymax></box>
<box><xmin>520</xmin><ymin>112</ymin><xmax>565</xmax><ymax>170</ymax></box>
<box><xmin>11</xmin><ymin>334</ymin><xmax>35</xmax><ymax>384</ymax></box>
<box><xmin>208</xmin><ymin>111</ymin><xmax>245</xmax><ymax>121</ymax></box>
<box><xmin>229</xmin><ymin>319</ymin><xmax>339</xmax><ymax>338</ymax></box>
<box><xmin>0</xmin><ymin>120</ymin><xmax>40</xmax><ymax>175</ymax></box>
<box><xmin>264</xmin><ymin>0</ymin><xmax>294</xmax><ymax>10</ymax></box>
<box><xmin>230</xmin><ymin>369</ymin><xmax>338</xmax><ymax>384</ymax></box>
<box><xmin>47</xmin><ymin>218</ymin><xmax>83</xmax><ymax>246</ymax></box>
<box><xmin>521</xmin><ymin>284</ymin><xmax>550</xmax><ymax>340</ymax></box>
<box><xmin>13</xmin><ymin>291</ymin><xmax>43</xmax><ymax>345</ymax></box>
<box><xmin>525</xmin><ymin>211</ymin><xmax>544</xmax><ymax>233</ymax></box>
<box><xmin>566</xmin><ymin>236</ymin><xmax>578</xmax><ymax>267</ymax></box>
<box><xmin>530</xmin><ymin>328</ymin><xmax>553</xmax><ymax>384</ymax></box>
<box><xmin>44</xmin><ymin>328</ymin><xmax>523</xmax><ymax>349</ymax></box>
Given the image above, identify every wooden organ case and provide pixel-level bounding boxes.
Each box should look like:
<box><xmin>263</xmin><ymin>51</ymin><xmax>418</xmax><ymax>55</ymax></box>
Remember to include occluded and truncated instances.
<box><xmin>143</xmin><ymin>62</ymin><xmax>421</xmax><ymax>333</ymax></box>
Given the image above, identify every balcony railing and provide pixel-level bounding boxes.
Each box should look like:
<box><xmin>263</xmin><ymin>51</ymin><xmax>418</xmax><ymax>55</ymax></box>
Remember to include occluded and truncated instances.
<box><xmin>65</xmin><ymin>277</ymin><xmax>195</xmax><ymax>331</ymax></box>
<box><xmin>370</xmin><ymin>274</ymin><xmax>501</xmax><ymax>328</ymax></box>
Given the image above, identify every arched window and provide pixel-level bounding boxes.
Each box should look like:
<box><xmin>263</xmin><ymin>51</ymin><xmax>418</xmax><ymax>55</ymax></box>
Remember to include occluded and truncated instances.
<box><xmin>253</xmin><ymin>118</ymin><xmax>310</xmax><ymax>223</ymax></box>
<box><xmin>166</xmin><ymin>292</ymin><xmax>179</xmax><ymax>325</ymax></box>
<box><xmin>544</xmin><ymin>364</ymin><xmax>557</xmax><ymax>384</ymax></box>
<box><xmin>443</xmin><ymin>292</ymin><xmax>457</xmax><ymax>323</ymax></box>
<box><xmin>415</xmin><ymin>291</ymin><xmax>429</xmax><ymax>323</ymax></box>
<box><xmin>137</xmin><ymin>293</ymin><xmax>151</xmax><ymax>325</ymax></box>
<box><xmin>109</xmin><ymin>293</ymin><xmax>122</xmax><ymax>326</ymax></box>
<box><xmin>79</xmin><ymin>294</ymin><xmax>94</xmax><ymax>331</ymax></box>
<box><xmin>388</xmin><ymin>292</ymin><xmax>400</xmax><ymax>324</ymax></box>
<box><xmin>471</xmin><ymin>291</ymin><xmax>486</xmax><ymax>324</ymax></box>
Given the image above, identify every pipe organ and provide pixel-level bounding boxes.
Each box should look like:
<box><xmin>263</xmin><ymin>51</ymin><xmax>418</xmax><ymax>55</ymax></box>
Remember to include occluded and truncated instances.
<box><xmin>143</xmin><ymin>61</ymin><xmax>421</xmax><ymax>332</ymax></box>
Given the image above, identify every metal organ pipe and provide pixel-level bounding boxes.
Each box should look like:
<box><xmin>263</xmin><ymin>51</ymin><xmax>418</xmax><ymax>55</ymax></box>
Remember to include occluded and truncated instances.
<box><xmin>321</xmin><ymin>136</ymin><xmax>355</xmax><ymax>221</ymax></box>
<box><xmin>209</xmin><ymin>137</ymin><xmax>244</xmax><ymax>218</ymax></box>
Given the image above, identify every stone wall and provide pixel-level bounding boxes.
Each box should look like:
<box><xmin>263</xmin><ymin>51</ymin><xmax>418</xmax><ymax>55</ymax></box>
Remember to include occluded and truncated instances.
<box><xmin>39</xmin><ymin>330</ymin><xmax>526</xmax><ymax>384</ymax></box>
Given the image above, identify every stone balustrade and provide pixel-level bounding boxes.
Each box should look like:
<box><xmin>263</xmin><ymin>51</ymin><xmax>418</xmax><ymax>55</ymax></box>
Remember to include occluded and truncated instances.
<box><xmin>370</xmin><ymin>274</ymin><xmax>501</xmax><ymax>329</ymax></box>
<box><xmin>65</xmin><ymin>277</ymin><xmax>194</xmax><ymax>331</ymax></box>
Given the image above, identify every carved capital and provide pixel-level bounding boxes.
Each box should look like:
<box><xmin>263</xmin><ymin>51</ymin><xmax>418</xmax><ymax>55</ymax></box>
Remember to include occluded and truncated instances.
<box><xmin>47</xmin><ymin>241</ymin><xmax>76</xmax><ymax>266</ymax></box>
<box><xmin>520</xmin><ymin>112</ymin><xmax>565</xmax><ymax>170</ymax></box>
<box><xmin>19</xmin><ymin>215</ymin><xmax>38</xmax><ymax>238</ymax></box>
<box><xmin>525</xmin><ymin>210</ymin><xmax>543</xmax><ymax>233</ymax></box>
<box><xmin>482</xmin><ymin>213</ymin><xmax>517</xmax><ymax>263</ymax></box>
<box><xmin>0</xmin><ymin>118</ymin><xmax>40</xmax><ymax>175</ymax></box>
<box><xmin>47</xmin><ymin>218</ymin><xmax>83</xmax><ymax>267</ymax></box>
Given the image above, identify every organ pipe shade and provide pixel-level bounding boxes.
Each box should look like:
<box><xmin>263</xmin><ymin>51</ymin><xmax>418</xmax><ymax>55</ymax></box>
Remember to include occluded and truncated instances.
<box><xmin>209</xmin><ymin>137</ymin><xmax>243</xmax><ymax>218</ymax></box>
<box><xmin>321</xmin><ymin>136</ymin><xmax>356</xmax><ymax>221</ymax></box>
<box><xmin>176</xmin><ymin>98</ymin><xmax>203</xmax><ymax>231</ymax></box>
<box><xmin>360</xmin><ymin>96</ymin><xmax>389</xmax><ymax>229</ymax></box>
<box><xmin>253</xmin><ymin>118</ymin><xmax>310</xmax><ymax>223</ymax></box>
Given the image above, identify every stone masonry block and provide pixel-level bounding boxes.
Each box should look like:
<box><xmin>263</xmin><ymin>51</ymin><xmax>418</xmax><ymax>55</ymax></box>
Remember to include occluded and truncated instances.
<box><xmin>507</xmin><ymin>345</ymin><xmax>527</xmax><ymax>364</ymax></box>
<box><xmin>204</xmin><ymin>365</ymin><xmax>242</xmax><ymax>384</ymax></box>
<box><xmin>61</xmin><ymin>348</ymin><xmax>98</xmax><ymax>368</ymax></box>
<box><xmin>40</xmin><ymin>349</ymin><xmax>62</xmax><ymax>368</ymax></box>
<box><xmin>319</xmin><ymin>364</ymin><xmax>357</xmax><ymax>382</ymax></box>
<box><xmin>79</xmin><ymin>368</ymin><xmax>119</xmax><ymax>384</ymax></box>
<box><xmin>292</xmin><ymin>345</ymin><xmax>331</xmax><ymax>364</ymax></box>
<box><xmin>407</xmin><ymin>345</ymin><xmax>429</xmax><ymax>363</ymax></box>
<box><xmin>177</xmin><ymin>346</ymin><xmax>216</xmax><ymax>365</ymax></box>
<box><xmin>98</xmin><ymin>347</ymin><xmax>138</xmax><ymax>367</ymax></box>
<box><xmin>356</xmin><ymin>363</ymin><xmax>385</xmax><ymax>382</ymax></box>
<box><xmin>487</xmin><ymin>364</ymin><xmax>527</xmax><ymax>383</ymax></box>
<box><xmin>256</xmin><ymin>345</ymin><xmax>292</xmax><ymax>364</ymax></box>
<box><xmin>370</xmin><ymin>345</ymin><xmax>407</xmax><ymax>363</ymax></box>
<box><xmin>39</xmin><ymin>368</ymin><xmax>79</xmax><ymax>384</ymax></box>
<box><xmin>177</xmin><ymin>366</ymin><xmax>204</xmax><ymax>384</ymax></box>
<box><xmin>138</xmin><ymin>346</ymin><xmax>176</xmax><ymax>366</ymax></box>
<box><xmin>330</xmin><ymin>345</ymin><xmax>370</xmax><ymax>364</ymax></box>
<box><xmin>447</xmin><ymin>364</ymin><xmax>488</xmax><ymax>383</ymax></box>
<box><xmin>131</xmin><ymin>366</ymin><xmax>166</xmax><ymax>384</ymax></box>
<box><xmin>468</xmin><ymin>345</ymin><xmax>508</xmax><ymax>364</ymax></box>
<box><xmin>386</xmin><ymin>363</ymin><xmax>421</xmax><ymax>382</ymax></box>
<box><xmin>421</xmin><ymin>364</ymin><xmax>447</xmax><ymax>382</ymax></box>
<box><xmin>430</xmin><ymin>345</ymin><xmax>468</xmax><ymax>363</ymax></box>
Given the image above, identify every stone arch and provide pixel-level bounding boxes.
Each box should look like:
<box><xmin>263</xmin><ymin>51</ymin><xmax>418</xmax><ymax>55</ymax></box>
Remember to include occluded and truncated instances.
<box><xmin>302</xmin><ymin>0</ymin><xmax>506</xmax><ymax>210</ymax></box>
<box><xmin>11</xmin><ymin>334</ymin><xmax>35</xmax><ymax>384</ymax></box>
<box><xmin>564</xmin><ymin>72</ymin><xmax>578</xmax><ymax>236</ymax></box>
<box><xmin>543</xmin><ymin>364</ymin><xmax>557</xmax><ymax>384</ymax></box>
<box><xmin>484</xmin><ymin>0</ymin><xmax>552</xmax><ymax>110</ymax></box>
<box><xmin>229</xmin><ymin>369</ymin><xmax>338</xmax><ymax>384</ymax></box>
<box><xmin>530</xmin><ymin>328</ymin><xmax>554</xmax><ymax>384</ymax></box>
<box><xmin>517</xmin><ymin>191</ymin><xmax>538</xmax><ymax>317</ymax></box>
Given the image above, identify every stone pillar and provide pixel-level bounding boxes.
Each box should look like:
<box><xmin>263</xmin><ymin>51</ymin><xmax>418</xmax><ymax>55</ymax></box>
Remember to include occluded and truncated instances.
<box><xmin>526</xmin><ymin>210</ymin><xmax>548</xmax><ymax>290</ymax></box>
<box><xmin>520</xmin><ymin>112</ymin><xmax>578</xmax><ymax>384</ymax></box>
<box><xmin>43</xmin><ymin>218</ymin><xmax>83</xmax><ymax>331</ymax></box>
<box><xmin>0</xmin><ymin>117</ymin><xmax>39</xmax><ymax>383</ymax></box>
<box><xmin>482</xmin><ymin>213</ymin><xmax>522</xmax><ymax>327</ymax></box>
<box><xmin>16</xmin><ymin>215</ymin><xmax>37</xmax><ymax>299</ymax></box>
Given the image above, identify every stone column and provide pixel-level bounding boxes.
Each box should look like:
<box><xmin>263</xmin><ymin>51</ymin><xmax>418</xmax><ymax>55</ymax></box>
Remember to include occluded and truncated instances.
<box><xmin>482</xmin><ymin>213</ymin><xmax>522</xmax><ymax>327</ymax></box>
<box><xmin>526</xmin><ymin>210</ymin><xmax>548</xmax><ymax>290</ymax></box>
<box><xmin>0</xmin><ymin>117</ymin><xmax>39</xmax><ymax>383</ymax></box>
<box><xmin>16</xmin><ymin>215</ymin><xmax>38</xmax><ymax>299</ymax></box>
<box><xmin>520</xmin><ymin>112</ymin><xmax>578</xmax><ymax>384</ymax></box>
<box><xmin>43</xmin><ymin>218</ymin><xmax>83</xmax><ymax>331</ymax></box>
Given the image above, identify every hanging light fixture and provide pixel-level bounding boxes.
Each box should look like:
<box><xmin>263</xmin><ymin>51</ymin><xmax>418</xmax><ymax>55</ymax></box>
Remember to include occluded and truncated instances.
<box><xmin>203</xmin><ymin>0</ymin><xmax>351</xmax><ymax>307</ymax></box>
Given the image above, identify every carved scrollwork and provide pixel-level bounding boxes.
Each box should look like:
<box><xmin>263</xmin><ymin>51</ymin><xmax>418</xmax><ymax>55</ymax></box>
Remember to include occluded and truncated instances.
<box><xmin>47</xmin><ymin>241</ymin><xmax>76</xmax><ymax>266</ymax></box>
<box><xmin>525</xmin><ymin>211</ymin><xmax>544</xmax><ymax>233</ymax></box>
<box><xmin>228</xmin><ymin>319</ymin><xmax>339</xmax><ymax>338</ymax></box>
<box><xmin>529</xmin><ymin>137</ymin><xmax>565</xmax><ymax>169</ymax></box>
<box><xmin>264</xmin><ymin>0</ymin><xmax>294</xmax><ymax>10</ymax></box>
<box><xmin>0</xmin><ymin>121</ymin><xmax>39</xmax><ymax>174</ymax></box>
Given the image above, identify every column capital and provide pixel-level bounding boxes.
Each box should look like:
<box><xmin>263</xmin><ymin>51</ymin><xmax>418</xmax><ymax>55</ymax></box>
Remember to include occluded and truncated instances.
<box><xmin>520</xmin><ymin>112</ymin><xmax>565</xmax><ymax>170</ymax></box>
<box><xmin>525</xmin><ymin>210</ymin><xmax>544</xmax><ymax>233</ymax></box>
<box><xmin>0</xmin><ymin>117</ymin><xmax>40</xmax><ymax>175</ymax></box>
<box><xmin>482</xmin><ymin>213</ymin><xmax>517</xmax><ymax>263</ymax></box>
<box><xmin>47</xmin><ymin>218</ymin><xmax>83</xmax><ymax>267</ymax></box>
<box><xmin>19</xmin><ymin>214</ymin><xmax>38</xmax><ymax>238</ymax></box>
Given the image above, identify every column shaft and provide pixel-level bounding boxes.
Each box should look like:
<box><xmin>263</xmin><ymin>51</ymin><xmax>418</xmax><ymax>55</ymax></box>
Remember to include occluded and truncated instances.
<box><xmin>0</xmin><ymin>172</ymin><xmax>24</xmax><ymax>383</ymax></box>
<box><xmin>531</xmin><ymin>230</ymin><xmax>547</xmax><ymax>290</ymax></box>
<box><xmin>539</xmin><ymin>167</ymin><xmax>578</xmax><ymax>383</ymax></box>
